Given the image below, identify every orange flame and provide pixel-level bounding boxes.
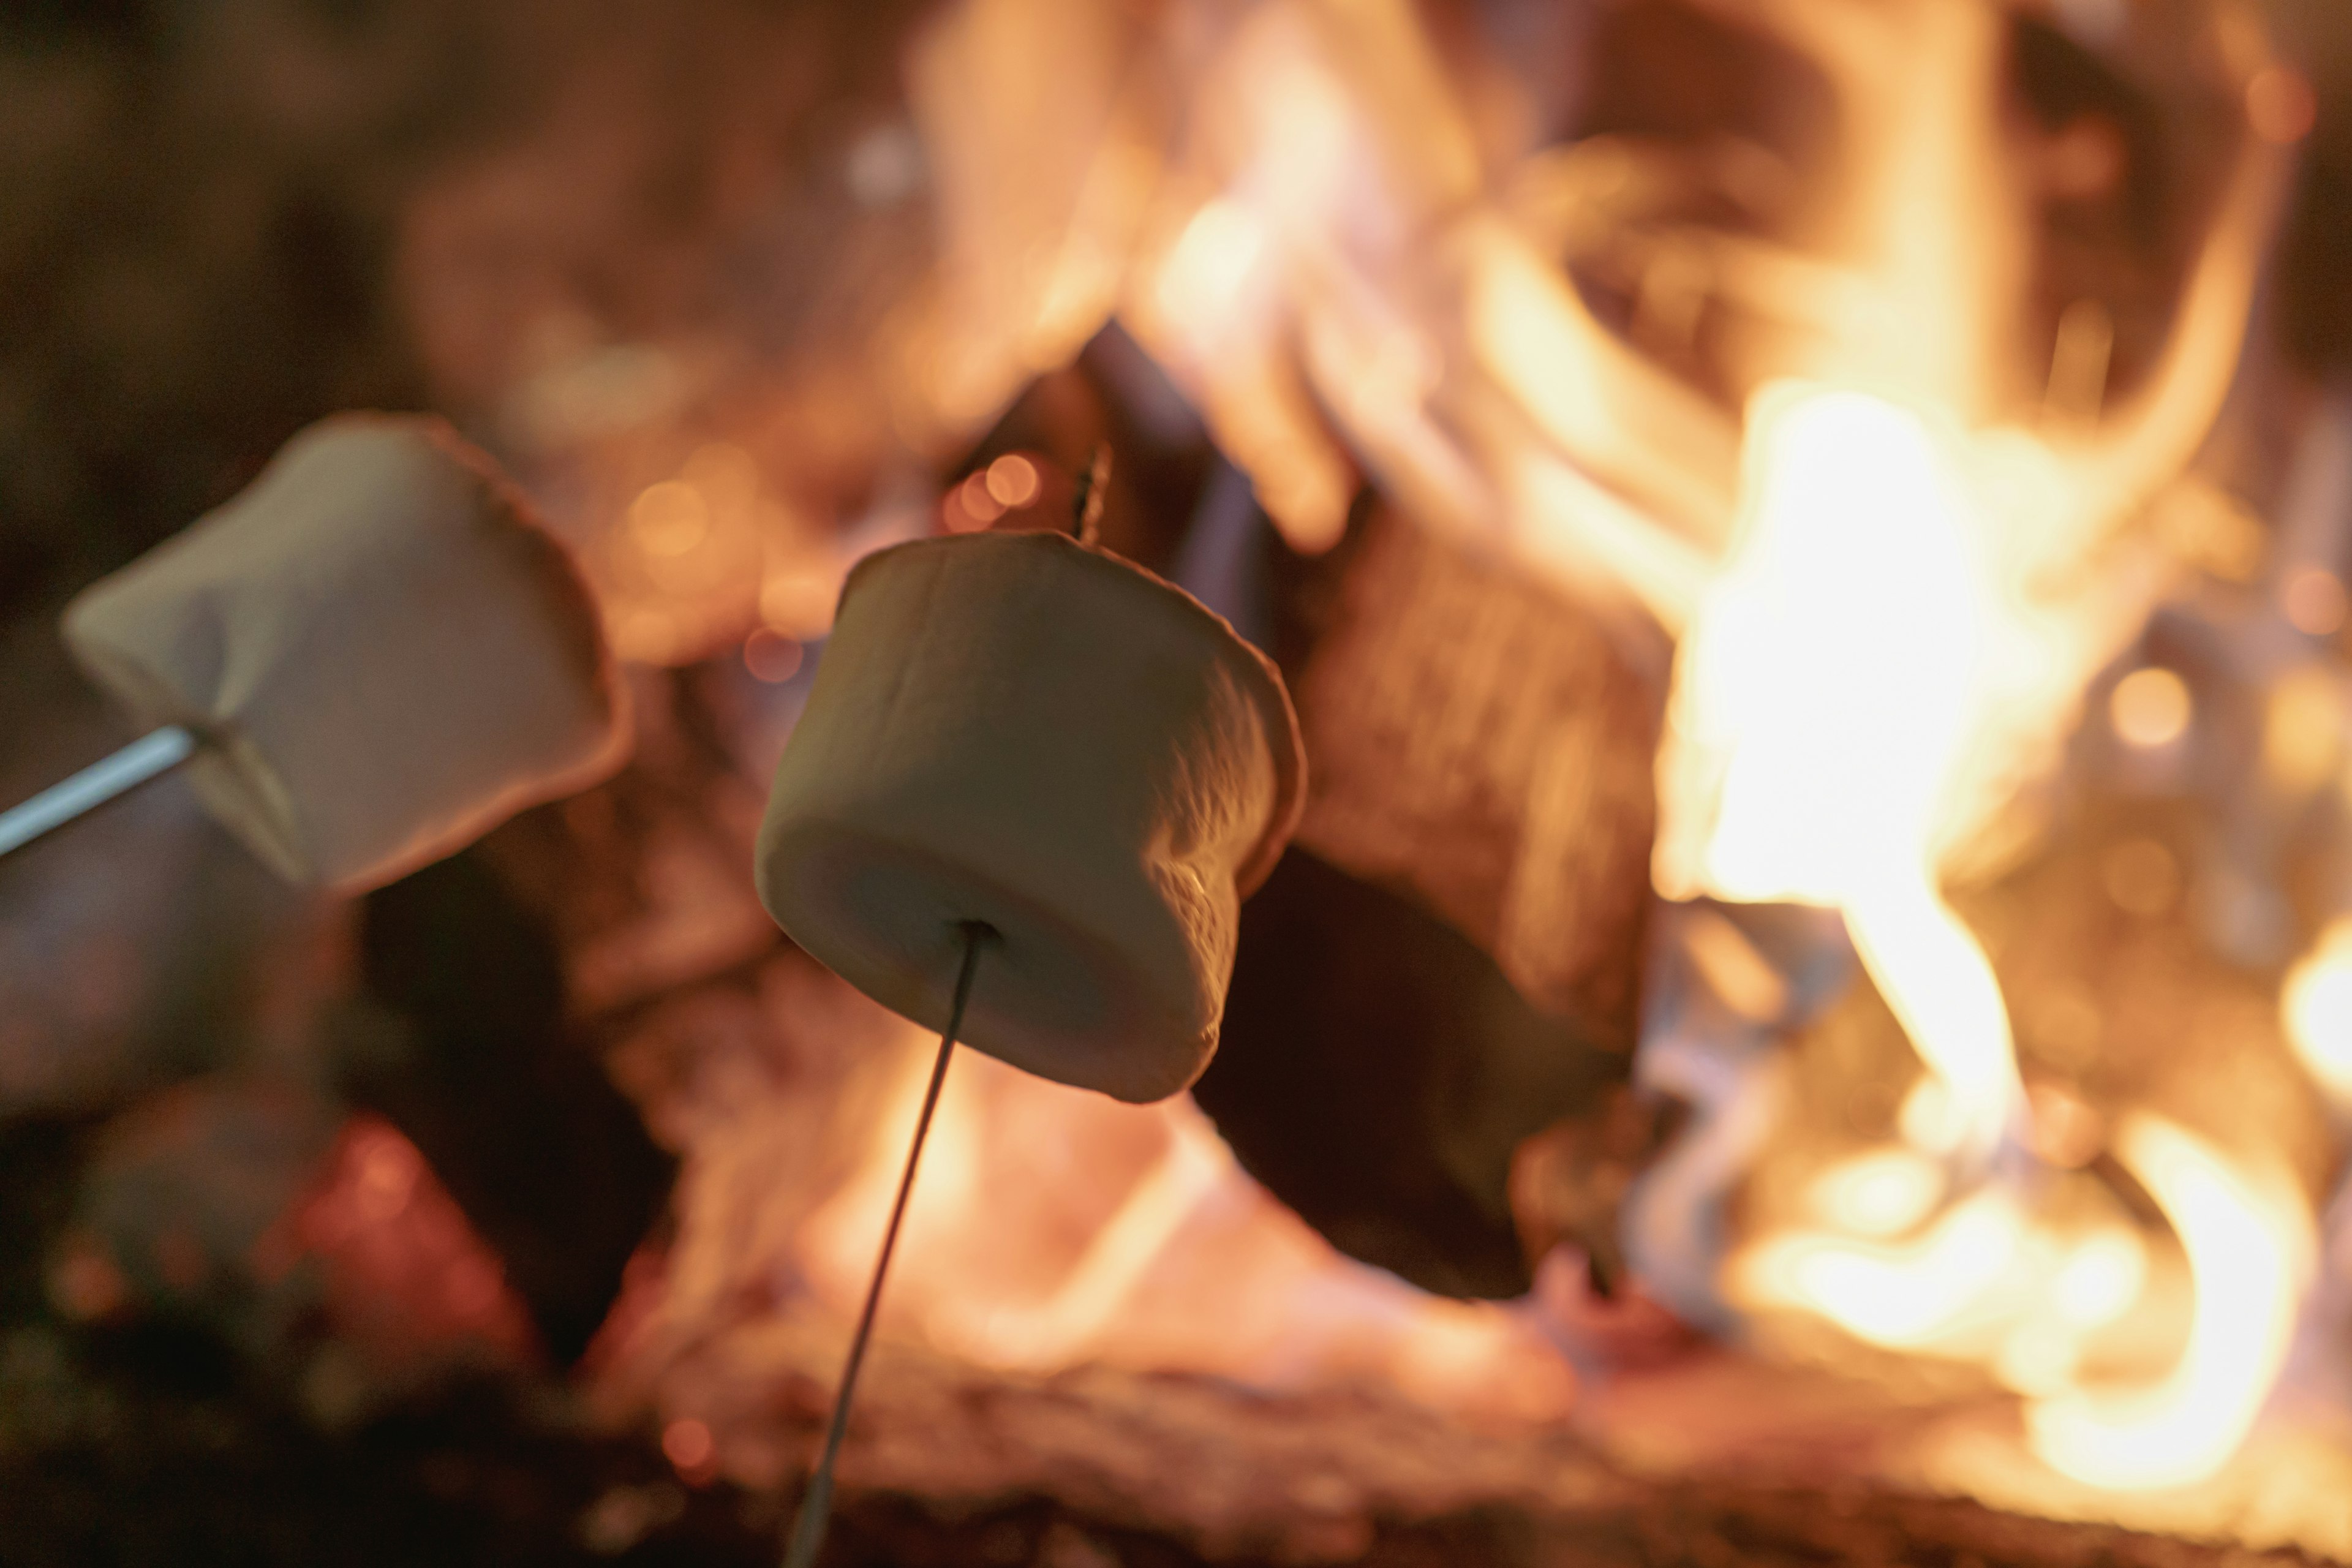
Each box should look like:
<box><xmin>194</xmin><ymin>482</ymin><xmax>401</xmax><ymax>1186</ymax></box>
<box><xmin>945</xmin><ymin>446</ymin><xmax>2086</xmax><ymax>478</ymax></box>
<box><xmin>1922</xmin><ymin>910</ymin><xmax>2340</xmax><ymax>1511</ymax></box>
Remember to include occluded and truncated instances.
<box><xmin>2027</xmin><ymin>1117</ymin><xmax>2313</xmax><ymax>1490</ymax></box>
<box><xmin>793</xmin><ymin>1027</ymin><xmax>1575</xmax><ymax>1423</ymax></box>
<box><xmin>1696</xmin><ymin>374</ymin><xmax>2315</xmax><ymax>1489</ymax></box>
<box><xmin>2284</xmin><ymin>919</ymin><xmax>2352</xmax><ymax>1110</ymax></box>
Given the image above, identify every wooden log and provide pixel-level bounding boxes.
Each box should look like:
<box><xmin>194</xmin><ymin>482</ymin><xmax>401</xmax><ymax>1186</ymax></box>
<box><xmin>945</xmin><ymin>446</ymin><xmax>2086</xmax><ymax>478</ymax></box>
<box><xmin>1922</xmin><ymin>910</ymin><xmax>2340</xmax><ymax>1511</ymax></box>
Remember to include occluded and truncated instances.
<box><xmin>1270</xmin><ymin>500</ymin><xmax>1662</xmax><ymax>1045</ymax></box>
<box><xmin>617</xmin><ymin>1306</ymin><xmax>2342</xmax><ymax>1568</ymax></box>
<box><xmin>1</xmin><ymin>1319</ymin><xmax>2332</xmax><ymax>1568</ymax></box>
<box><xmin>1188</xmin><ymin>501</ymin><xmax>1664</xmax><ymax>1295</ymax></box>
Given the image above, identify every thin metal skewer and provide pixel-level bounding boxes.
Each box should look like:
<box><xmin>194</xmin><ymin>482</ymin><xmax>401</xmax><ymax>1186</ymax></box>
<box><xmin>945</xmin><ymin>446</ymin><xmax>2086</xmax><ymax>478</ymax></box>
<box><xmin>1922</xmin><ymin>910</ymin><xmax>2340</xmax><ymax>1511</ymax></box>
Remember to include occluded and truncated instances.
<box><xmin>1072</xmin><ymin>445</ymin><xmax>1110</xmax><ymax>547</ymax></box>
<box><xmin>782</xmin><ymin>920</ymin><xmax>990</xmax><ymax>1568</ymax></box>
<box><xmin>0</xmin><ymin>725</ymin><xmax>198</xmax><ymax>860</ymax></box>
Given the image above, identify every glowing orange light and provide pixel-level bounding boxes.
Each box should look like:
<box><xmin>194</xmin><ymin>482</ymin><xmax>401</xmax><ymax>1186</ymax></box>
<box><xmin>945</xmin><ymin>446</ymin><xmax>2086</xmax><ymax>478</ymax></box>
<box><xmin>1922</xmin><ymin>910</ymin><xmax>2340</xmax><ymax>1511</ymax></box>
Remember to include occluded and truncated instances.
<box><xmin>48</xmin><ymin>1237</ymin><xmax>127</xmax><ymax>1322</ymax></box>
<box><xmin>1805</xmin><ymin>1147</ymin><xmax>1945</xmax><ymax>1238</ymax></box>
<box><xmin>1735</xmin><ymin>1190</ymin><xmax>2023</xmax><ymax>1348</ymax></box>
<box><xmin>2282</xmin><ymin>567</ymin><xmax>2347</xmax><ymax>637</ymax></box>
<box><xmin>2247</xmin><ymin>68</ymin><xmax>2316</xmax><ymax>146</ymax></box>
<box><xmin>2100</xmin><ymin>837</ymin><xmax>2181</xmax><ymax>918</ymax></box>
<box><xmin>2283</xmin><ymin>918</ymin><xmax>2352</xmax><ymax>1107</ymax></box>
<box><xmin>947</xmin><ymin>471</ymin><xmax>1008</xmax><ymax>534</ymax></box>
<box><xmin>628</xmin><ymin>481</ymin><xmax>710</xmax><ymax>557</ymax></box>
<box><xmin>2264</xmin><ymin>665</ymin><xmax>2344</xmax><ymax>793</ymax></box>
<box><xmin>742</xmin><ymin>629</ymin><xmax>804</xmax><ymax>685</ymax></box>
<box><xmin>1156</xmin><ymin>198</ymin><xmax>1267</xmax><ymax>334</ymax></box>
<box><xmin>445</xmin><ymin>1257</ymin><xmax>502</xmax><ymax>1316</ymax></box>
<box><xmin>2051</xmin><ymin>1226</ymin><xmax>2147</xmax><ymax>1329</ymax></box>
<box><xmin>606</xmin><ymin>605</ymin><xmax>682</xmax><ymax>666</ymax></box>
<box><xmin>758</xmin><ymin>570</ymin><xmax>840</xmax><ymax>639</ymax></box>
<box><xmin>682</xmin><ymin>442</ymin><xmax>760</xmax><ymax>518</ymax></box>
<box><xmin>2110</xmin><ymin>668</ymin><xmax>2192</xmax><ymax>749</ymax></box>
<box><xmin>789</xmin><ymin>1030</ymin><xmax>1572</xmax><ymax>1420</ymax></box>
<box><xmin>356</xmin><ymin>1135</ymin><xmax>420</xmax><ymax>1223</ymax></box>
<box><xmin>2028</xmin><ymin>1115</ymin><xmax>2312</xmax><ymax>1490</ymax></box>
<box><xmin>984</xmin><ymin>453</ymin><xmax>1042</xmax><ymax>509</ymax></box>
<box><xmin>661</xmin><ymin>1417</ymin><xmax>714</xmax><ymax>1471</ymax></box>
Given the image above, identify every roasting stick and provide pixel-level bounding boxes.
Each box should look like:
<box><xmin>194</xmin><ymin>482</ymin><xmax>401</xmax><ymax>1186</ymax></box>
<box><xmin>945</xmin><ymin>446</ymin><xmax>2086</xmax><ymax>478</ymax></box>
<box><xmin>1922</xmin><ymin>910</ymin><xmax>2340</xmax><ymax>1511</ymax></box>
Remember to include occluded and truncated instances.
<box><xmin>1072</xmin><ymin>443</ymin><xmax>1110</xmax><ymax>545</ymax></box>
<box><xmin>0</xmin><ymin>725</ymin><xmax>198</xmax><ymax>860</ymax></box>
<box><xmin>782</xmin><ymin>920</ymin><xmax>989</xmax><ymax>1568</ymax></box>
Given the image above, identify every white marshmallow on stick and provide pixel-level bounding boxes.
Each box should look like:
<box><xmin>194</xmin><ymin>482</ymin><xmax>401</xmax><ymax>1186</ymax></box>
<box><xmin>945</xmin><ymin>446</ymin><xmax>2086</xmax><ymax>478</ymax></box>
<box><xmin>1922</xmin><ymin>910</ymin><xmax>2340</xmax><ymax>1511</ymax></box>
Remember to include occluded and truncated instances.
<box><xmin>758</xmin><ymin>527</ymin><xmax>1306</xmax><ymax>1104</ymax></box>
<box><xmin>21</xmin><ymin>413</ymin><xmax>628</xmax><ymax>892</ymax></box>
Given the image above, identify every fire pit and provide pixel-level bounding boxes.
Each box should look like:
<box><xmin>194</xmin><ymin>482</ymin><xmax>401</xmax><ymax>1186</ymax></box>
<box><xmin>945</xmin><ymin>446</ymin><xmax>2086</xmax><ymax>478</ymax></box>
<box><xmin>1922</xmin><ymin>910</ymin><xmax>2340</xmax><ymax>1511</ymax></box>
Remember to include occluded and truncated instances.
<box><xmin>3</xmin><ymin>0</ymin><xmax>2351</xmax><ymax>1562</ymax></box>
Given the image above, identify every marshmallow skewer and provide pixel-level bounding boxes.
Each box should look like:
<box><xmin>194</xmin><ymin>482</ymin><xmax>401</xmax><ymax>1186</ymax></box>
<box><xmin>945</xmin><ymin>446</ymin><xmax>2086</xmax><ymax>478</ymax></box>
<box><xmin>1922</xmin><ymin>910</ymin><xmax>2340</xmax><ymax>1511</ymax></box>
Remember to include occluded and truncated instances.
<box><xmin>782</xmin><ymin>920</ymin><xmax>987</xmax><ymax>1568</ymax></box>
<box><xmin>13</xmin><ymin>414</ymin><xmax>628</xmax><ymax>892</ymax></box>
<box><xmin>766</xmin><ymin>456</ymin><xmax>1305</xmax><ymax>1567</ymax></box>
<box><xmin>0</xmin><ymin>725</ymin><xmax>197</xmax><ymax>860</ymax></box>
<box><xmin>758</xmin><ymin>475</ymin><xmax>1305</xmax><ymax>1102</ymax></box>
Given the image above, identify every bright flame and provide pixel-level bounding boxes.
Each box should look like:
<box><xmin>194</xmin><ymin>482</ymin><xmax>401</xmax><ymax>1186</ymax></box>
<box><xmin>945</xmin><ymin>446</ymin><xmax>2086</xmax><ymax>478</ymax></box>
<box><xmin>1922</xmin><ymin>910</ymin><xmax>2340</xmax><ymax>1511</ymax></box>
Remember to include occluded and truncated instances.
<box><xmin>790</xmin><ymin>1031</ymin><xmax>1574</xmax><ymax>1421</ymax></box>
<box><xmin>1156</xmin><ymin>200</ymin><xmax>1271</xmax><ymax>345</ymax></box>
<box><xmin>2283</xmin><ymin>918</ymin><xmax>2352</xmax><ymax>1109</ymax></box>
<box><xmin>2027</xmin><ymin>1116</ymin><xmax>2313</xmax><ymax>1490</ymax></box>
<box><xmin>2111</xmin><ymin>668</ymin><xmax>2193</xmax><ymax>750</ymax></box>
<box><xmin>1659</xmin><ymin>385</ymin><xmax>2026</xmax><ymax>1167</ymax></box>
<box><xmin>1740</xmin><ymin>1190</ymin><xmax>2022</xmax><ymax>1348</ymax></box>
<box><xmin>1683</xmin><ymin>375</ymin><xmax>2304</xmax><ymax>1491</ymax></box>
<box><xmin>1805</xmin><ymin>1147</ymin><xmax>1945</xmax><ymax>1238</ymax></box>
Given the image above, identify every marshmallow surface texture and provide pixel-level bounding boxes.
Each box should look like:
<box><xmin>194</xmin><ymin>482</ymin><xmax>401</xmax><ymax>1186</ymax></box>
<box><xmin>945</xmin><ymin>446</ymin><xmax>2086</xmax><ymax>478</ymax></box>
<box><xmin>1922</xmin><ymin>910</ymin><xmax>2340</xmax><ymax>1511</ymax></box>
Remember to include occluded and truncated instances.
<box><xmin>62</xmin><ymin>414</ymin><xmax>628</xmax><ymax>892</ymax></box>
<box><xmin>757</xmin><ymin>530</ymin><xmax>1305</xmax><ymax>1103</ymax></box>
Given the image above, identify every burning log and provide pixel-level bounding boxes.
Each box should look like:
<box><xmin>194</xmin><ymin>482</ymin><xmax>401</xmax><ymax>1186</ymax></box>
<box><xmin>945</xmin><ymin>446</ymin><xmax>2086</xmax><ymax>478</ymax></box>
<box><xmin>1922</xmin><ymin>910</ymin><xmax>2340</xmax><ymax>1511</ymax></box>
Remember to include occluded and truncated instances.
<box><xmin>2</xmin><ymin>1306</ymin><xmax>2339</xmax><ymax>1568</ymax></box>
<box><xmin>611</xmin><ymin>1302</ymin><xmax>2345</xmax><ymax>1568</ymax></box>
<box><xmin>1194</xmin><ymin>850</ymin><xmax>1626</xmax><ymax>1298</ymax></box>
<box><xmin>1191</xmin><ymin>500</ymin><xmax>1660</xmax><ymax>1295</ymax></box>
<box><xmin>1271</xmin><ymin>501</ymin><xmax>1661</xmax><ymax>1038</ymax></box>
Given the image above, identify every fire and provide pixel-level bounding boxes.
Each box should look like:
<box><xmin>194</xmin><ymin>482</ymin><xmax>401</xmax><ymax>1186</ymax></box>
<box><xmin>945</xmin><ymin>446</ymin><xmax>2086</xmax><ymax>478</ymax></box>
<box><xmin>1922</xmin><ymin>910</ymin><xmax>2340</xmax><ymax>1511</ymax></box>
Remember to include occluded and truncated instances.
<box><xmin>1608</xmin><ymin>0</ymin><xmax>2318</xmax><ymax>1496</ymax></box>
<box><xmin>1678</xmin><ymin>373</ymin><xmax>2318</xmax><ymax>1489</ymax></box>
<box><xmin>793</xmin><ymin>1024</ymin><xmax>1574</xmax><ymax>1422</ymax></box>
<box><xmin>2283</xmin><ymin>919</ymin><xmax>2352</xmax><ymax>1109</ymax></box>
<box><xmin>613</xmin><ymin>0</ymin><xmax>2332</xmax><ymax>1515</ymax></box>
<box><xmin>2026</xmin><ymin>1116</ymin><xmax>2313</xmax><ymax>1490</ymax></box>
<box><xmin>1656</xmin><ymin>386</ymin><xmax>2031</xmax><ymax>1169</ymax></box>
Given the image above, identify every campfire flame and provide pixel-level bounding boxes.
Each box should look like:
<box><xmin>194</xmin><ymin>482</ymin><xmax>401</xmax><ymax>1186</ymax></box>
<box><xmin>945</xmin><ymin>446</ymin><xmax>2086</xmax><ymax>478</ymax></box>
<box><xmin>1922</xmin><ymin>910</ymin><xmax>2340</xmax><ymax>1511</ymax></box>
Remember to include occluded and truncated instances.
<box><xmin>794</xmin><ymin>1031</ymin><xmax>1574</xmax><ymax>1423</ymax></box>
<box><xmin>1674</xmin><ymin>380</ymin><xmax>2320</xmax><ymax>1492</ymax></box>
<box><xmin>622</xmin><ymin>0</ymin><xmax>2334</xmax><ymax>1514</ymax></box>
<box><xmin>1637</xmin><ymin>0</ymin><xmax>2315</xmax><ymax>1490</ymax></box>
<box><xmin>2284</xmin><ymin>919</ymin><xmax>2352</xmax><ymax>1112</ymax></box>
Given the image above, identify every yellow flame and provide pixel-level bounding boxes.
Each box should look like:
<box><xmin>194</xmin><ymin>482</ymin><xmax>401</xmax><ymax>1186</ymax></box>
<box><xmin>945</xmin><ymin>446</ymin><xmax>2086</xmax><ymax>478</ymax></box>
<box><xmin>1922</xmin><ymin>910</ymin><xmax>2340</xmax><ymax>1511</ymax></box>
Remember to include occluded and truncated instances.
<box><xmin>792</xmin><ymin>1034</ymin><xmax>1570</xmax><ymax>1417</ymax></box>
<box><xmin>2283</xmin><ymin>918</ymin><xmax>2352</xmax><ymax>1109</ymax></box>
<box><xmin>2027</xmin><ymin>1115</ymin><xmax>2313</xmax><ymax>1491</ymax></box>
<box><xmin>1689</xmin><ymin>378</ymin><xmax>2307</xmax><ymax>1490</ymax></box>
<box><xmin>1659</xmin><ymin>385</ymin><xmax>2026</xmax><ymax>1165</ymax></box>
<box><xmin>2263</xmin><ymin>666</ymin><xmax>2343</xmax><ymax>796</ymax></box>
<box><xmin>1155</xmin><ymin>199</ymin><xmax>1270</xmax><ymax>347</ymax></box>
<box><xmin>1737</xmin><ymin>1189</ymin><xmax>2022</xmax><ymax>1349</ymax></box>
<box><xmin>1805</xmin><ymin>1147</ymin><xmax>1945</xmax><ymax>1238</ymax></box>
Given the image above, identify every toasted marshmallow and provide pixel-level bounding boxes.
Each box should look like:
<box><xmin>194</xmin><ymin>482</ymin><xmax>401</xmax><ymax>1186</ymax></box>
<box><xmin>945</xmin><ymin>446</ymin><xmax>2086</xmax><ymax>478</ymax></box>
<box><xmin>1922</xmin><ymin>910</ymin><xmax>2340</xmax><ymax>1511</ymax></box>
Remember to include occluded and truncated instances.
<box><xmin>757</xmin><ymin>530</ymin><xmax>1303</xmax><ymax>1102</ymax></box>
<box><xmin>62</xmin><ymin>414</ymin><xmax>628</xmax><ymax>891</ymax></box>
